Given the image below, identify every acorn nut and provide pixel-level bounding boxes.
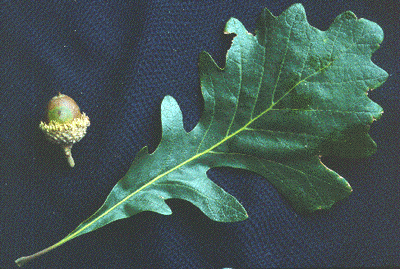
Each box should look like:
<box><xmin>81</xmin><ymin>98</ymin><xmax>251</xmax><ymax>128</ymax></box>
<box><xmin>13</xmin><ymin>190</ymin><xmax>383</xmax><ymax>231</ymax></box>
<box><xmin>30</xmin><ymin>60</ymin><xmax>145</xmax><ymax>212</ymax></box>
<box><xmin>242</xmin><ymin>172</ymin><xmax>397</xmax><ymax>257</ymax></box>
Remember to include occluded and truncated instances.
<box><xmin>39</xmin><ymin>93</ymin><xmax>90</xmax><ymax>167</ymax></box>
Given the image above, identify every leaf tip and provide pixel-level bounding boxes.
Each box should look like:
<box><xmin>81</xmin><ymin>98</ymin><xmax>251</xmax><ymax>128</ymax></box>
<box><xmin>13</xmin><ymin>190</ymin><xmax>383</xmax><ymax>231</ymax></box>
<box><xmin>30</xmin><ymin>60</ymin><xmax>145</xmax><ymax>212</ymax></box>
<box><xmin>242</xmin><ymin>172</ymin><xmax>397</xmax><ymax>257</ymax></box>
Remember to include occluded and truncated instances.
<box><xmin>288</xmin><ymin>3</ymin><xmax>306</xmax><ymax>13</ymax></box>
<box><xmin>224</xmin><ymin>17</ymin><xmax>246</xmax><ymax>36</ymax></box>
<box><xmin>160</xmin><ymin>95</ymin><xmax>184</xmax><ymax>132</ymax></box>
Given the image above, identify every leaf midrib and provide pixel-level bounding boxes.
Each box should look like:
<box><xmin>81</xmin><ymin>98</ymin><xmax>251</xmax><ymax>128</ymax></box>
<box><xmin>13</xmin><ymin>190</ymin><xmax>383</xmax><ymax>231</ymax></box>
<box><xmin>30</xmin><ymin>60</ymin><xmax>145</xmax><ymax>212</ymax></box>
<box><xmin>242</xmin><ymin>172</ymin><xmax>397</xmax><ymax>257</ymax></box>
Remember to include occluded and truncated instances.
<box><xmin>57</xmin><ymin>59</ymin><xmax>333</xmax><ymax>247</ymax></box>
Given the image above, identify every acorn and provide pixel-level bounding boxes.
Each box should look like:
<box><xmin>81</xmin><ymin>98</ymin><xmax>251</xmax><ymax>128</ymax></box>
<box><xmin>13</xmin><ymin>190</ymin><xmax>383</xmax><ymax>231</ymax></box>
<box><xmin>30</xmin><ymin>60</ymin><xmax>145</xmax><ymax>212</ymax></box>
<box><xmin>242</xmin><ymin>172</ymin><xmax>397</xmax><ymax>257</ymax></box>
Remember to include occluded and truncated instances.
<box><xmin>39</xmin><ymin>93</ymin><xmax>90</xmax><ymax>167</ymax></box>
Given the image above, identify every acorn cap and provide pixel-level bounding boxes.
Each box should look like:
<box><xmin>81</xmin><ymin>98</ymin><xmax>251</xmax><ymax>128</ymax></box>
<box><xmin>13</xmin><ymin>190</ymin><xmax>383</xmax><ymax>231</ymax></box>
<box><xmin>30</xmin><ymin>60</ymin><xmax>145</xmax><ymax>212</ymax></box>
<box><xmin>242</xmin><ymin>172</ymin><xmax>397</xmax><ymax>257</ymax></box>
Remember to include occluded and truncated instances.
<box><xmin>39</xmin><ymin>93</ymin><xmax>90</xmax><ymax>167</ymax></box>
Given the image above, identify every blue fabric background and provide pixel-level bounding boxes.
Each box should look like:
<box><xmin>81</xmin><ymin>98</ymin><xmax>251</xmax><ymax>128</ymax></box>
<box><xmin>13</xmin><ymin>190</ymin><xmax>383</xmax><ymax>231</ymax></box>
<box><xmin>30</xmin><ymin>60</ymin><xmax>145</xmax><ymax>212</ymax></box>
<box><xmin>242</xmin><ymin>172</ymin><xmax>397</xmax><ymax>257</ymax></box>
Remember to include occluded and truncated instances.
<box><xmin>1</xmin><ymin>0</ymin><xmax>399</xmax><ymax>268</ymax></box>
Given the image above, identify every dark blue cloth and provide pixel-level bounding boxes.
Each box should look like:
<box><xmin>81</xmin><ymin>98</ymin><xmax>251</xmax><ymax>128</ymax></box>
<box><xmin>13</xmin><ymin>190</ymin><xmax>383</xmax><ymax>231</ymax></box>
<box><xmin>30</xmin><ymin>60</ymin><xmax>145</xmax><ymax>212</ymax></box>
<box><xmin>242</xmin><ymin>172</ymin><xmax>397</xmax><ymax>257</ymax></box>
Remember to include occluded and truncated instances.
<box><xmin>1</xmin><ymin>1</ymin><xmax>399</xmax><ymax>268</ymax></box>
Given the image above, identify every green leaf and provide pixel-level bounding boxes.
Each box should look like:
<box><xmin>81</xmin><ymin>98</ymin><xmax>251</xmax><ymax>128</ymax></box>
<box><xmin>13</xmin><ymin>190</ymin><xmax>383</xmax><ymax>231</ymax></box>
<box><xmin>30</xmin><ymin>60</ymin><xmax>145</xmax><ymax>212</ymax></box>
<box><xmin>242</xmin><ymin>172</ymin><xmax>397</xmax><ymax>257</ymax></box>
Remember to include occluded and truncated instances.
<box><xmin>16</xmin><ymin>3</ymin><xmax>387</xmax><ymax>266</ymax></box>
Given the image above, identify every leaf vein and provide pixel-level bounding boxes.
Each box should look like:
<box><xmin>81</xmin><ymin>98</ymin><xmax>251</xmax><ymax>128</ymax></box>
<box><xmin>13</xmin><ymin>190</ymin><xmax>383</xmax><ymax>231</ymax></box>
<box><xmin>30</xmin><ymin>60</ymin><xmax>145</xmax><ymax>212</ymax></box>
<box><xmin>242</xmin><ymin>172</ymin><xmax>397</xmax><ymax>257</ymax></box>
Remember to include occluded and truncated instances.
<box><xmin>225</xmin><ymin>52</ymin><xmax>243</xmax><ymax>137</ymax></box>
<box><xmin>256</xmin><ymin>159</ymin><xmax>323</xmax><ymax>204</ymax></box>
<box><xmin>155</xmin><ymin>182</ymin><xmax>245</xmax><ymax>216</ymax></box>
<box><xmin>329</xmin><ymin>20</ymin><xmax>344</xmax><ymax>59</ymax></box>
<box><xmin>196</xmin><ymin>75</ymin><xmax>217</xmax><ymax>154</ymax></box>
<box><xmin>243</xmin><ymin>127</ymin><xmax>323</xmax><ymax>139</ymax></box>
<box><xmin>271</xmin><ymin>15</ymin><xmax>294</xmax><ymax>104</ymax></box>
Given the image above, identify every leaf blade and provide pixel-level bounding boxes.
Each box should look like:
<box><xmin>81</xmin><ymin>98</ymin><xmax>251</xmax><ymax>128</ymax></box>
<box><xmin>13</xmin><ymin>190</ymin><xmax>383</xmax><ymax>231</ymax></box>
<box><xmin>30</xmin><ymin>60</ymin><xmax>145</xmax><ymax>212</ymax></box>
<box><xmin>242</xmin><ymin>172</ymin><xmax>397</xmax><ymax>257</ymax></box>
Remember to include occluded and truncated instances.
<box><xmin>56</xmin><ymin>0</ymin><xmax>390</xmax><ymax>239</ymax></box>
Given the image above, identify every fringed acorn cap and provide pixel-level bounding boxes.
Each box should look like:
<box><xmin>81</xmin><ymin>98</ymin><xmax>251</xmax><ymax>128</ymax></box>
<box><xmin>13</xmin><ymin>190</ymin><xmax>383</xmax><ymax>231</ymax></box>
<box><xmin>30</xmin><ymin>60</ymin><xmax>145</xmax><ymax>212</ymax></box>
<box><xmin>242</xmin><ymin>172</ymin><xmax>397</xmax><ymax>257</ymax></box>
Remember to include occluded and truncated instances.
<box><xmin>39</xmin><ymin>93</ymin><xmax>90</xmax><ymax>167</ymax></box>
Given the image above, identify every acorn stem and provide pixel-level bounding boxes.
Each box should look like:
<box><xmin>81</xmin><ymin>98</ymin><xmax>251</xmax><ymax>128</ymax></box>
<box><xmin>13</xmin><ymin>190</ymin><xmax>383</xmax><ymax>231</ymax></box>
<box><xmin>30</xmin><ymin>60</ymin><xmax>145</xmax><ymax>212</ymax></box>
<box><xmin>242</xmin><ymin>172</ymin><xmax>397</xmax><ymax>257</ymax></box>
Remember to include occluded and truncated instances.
<box><xmin>63</xmin><ymin>145</ymin><xmax>75</xmax><ymax>167</ymax></box>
